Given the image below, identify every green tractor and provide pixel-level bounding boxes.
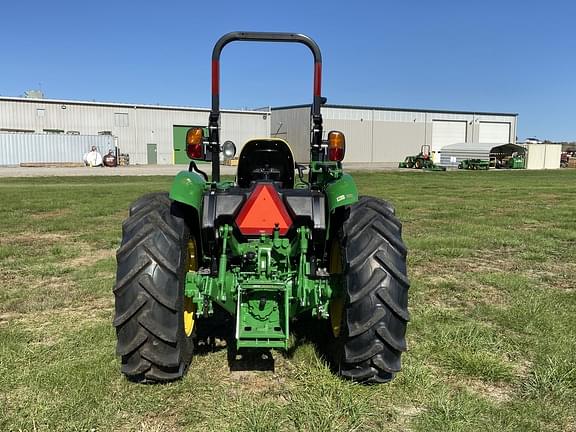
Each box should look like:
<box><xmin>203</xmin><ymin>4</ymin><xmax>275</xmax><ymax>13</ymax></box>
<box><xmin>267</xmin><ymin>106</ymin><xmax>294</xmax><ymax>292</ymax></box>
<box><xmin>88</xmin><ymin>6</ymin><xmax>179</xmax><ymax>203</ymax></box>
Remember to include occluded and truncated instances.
<box><xmin>399</xmin><ymin>145</ymin><xmax>446</xmax><ymax>171</ymax></box>
<box><xmin>499</xmin><ymin>154</ymin><xmax>525</xmax><ymax>169</ymax></box>
<box><xmin>113</xmin><ymin>32</ymin><xmax>409</xmax><ymax>384</ymax></box>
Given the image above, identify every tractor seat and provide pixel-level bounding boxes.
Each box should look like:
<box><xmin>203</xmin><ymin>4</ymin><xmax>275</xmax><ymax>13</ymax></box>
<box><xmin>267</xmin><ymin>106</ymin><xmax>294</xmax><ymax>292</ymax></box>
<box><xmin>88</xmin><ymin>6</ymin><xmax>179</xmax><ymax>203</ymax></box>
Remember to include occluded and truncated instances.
<box><xmin>237</xmin><ymin>139</ymin><xmax>295</xmax><ymax>189</ymax></box>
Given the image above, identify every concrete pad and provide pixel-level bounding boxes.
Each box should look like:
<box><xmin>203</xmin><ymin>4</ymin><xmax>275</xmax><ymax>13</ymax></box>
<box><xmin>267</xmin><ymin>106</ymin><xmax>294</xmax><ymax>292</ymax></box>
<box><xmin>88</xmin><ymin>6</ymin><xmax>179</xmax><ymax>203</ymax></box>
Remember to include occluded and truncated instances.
<box><xmin>0</xmin><ymin>162</ymin><xmax>401</xmax><ymax>177</ymax></box>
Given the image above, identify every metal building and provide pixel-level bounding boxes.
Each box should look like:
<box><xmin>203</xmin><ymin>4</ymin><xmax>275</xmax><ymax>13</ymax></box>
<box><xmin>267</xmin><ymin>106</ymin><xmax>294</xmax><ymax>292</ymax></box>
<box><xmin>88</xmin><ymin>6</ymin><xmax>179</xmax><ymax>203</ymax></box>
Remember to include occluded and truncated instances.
<box><xmin>0</xmin><ymin>133</ymin><xmax>113</xmax><ymax>165</ymax></box>
<box><xmin>439</xmin><ymin>142</ymin><xmax>526</xmax><ymax>168</ymax></box>
<box><xmin>271</xmin><ymin>104</ymin><xmax>518</xmax><ymax>163</ymax></box>
<box><xmin>0</xmin><ymin>96</ymin><xmax>270</xmax><ymax>165</ymax></box>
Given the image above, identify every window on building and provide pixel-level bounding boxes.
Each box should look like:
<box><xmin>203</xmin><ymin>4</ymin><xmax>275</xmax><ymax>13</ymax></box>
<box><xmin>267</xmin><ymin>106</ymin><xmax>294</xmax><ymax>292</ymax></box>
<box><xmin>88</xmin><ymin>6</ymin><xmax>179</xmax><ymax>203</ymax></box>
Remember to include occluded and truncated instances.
<box><xmin>114</xmin><ymin>112</ymin><xmax>129</xmax><ymax>127</ymax></box>
<box><xmin>36</xmin><ymin>108</ymin><xmax>45</xmax><ymax>117</ymax></box>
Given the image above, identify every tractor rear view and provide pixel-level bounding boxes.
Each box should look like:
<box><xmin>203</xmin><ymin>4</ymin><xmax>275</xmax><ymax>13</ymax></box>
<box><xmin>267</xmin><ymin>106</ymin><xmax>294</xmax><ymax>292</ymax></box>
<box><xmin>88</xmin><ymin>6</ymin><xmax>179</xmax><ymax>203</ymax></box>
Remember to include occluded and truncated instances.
<box><xmin>113</xmin><ymin>32</ymin><xmax>409</xmax><ymax>384</ymax></box>
<box><xmin>399</xmin><ymin>145</ymin><xmax>446</xmax><ymax>171</ymax></box>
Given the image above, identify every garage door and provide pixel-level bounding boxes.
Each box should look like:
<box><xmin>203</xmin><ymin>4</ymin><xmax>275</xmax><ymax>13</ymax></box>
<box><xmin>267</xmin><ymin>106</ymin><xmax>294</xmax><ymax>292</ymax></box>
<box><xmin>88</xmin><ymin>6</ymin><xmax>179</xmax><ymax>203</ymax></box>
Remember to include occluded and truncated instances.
<box><xmin>479</xmin><ymin>122</ymin><xmax>510</xmax><ymax>144</ymax></box>
<box><xmin>431</xmin><ymin>120</ymin><xmax>467</xmax><ymax>156</ymax></box>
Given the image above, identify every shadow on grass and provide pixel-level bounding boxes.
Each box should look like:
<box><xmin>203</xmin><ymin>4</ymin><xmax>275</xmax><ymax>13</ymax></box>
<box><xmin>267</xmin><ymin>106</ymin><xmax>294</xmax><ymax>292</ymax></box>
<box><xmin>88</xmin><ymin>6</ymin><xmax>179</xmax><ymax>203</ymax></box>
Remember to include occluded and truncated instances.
<box><xmin>194</xmin><ymin>314</ymin><xmax>333</xmax><ymax>374</ymax></box>
<box><xmin>193</xmin><ymin>307</ymin><xmax>277</xmax><ymax>372</ymax></box>
<box><xmin>287</xmin><ymin>315</ymin><xmax>338</xmax><ymax>371</ymax></box>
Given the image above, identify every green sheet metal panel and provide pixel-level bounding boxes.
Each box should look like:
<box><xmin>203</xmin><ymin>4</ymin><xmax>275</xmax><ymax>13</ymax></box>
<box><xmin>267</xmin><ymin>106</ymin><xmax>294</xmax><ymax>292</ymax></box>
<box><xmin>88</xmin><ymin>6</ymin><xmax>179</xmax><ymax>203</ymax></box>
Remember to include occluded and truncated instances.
<box><xmin>173</xmin><ymin>125</ymin><xmax>209</xmax><ymax>164</ymax></box>
<box><xmin>173</xmin><ymin>125</ymin><xmax>191</xmax><ymax>164</ymax></box>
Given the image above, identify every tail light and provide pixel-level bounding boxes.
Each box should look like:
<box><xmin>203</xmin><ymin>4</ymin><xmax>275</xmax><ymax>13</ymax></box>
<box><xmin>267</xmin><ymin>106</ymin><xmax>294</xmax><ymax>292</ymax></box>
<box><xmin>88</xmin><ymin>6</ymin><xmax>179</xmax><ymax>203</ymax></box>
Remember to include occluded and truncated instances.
<box><xmin>186</xmin><ymin>127</ymin><xmax>204</xmax><ymax>159</ymax></box>
<box><xmin>328</xmin><ymin>131</ymin><xmax>345</xmax><ymax>161</ymax></box>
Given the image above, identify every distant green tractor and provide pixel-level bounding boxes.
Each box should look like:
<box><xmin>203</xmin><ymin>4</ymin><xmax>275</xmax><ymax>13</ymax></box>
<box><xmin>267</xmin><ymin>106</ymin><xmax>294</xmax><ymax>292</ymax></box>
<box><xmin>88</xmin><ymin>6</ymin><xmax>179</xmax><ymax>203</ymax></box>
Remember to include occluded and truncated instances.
<box><xmin>113</xmin><ymin>32</ymin><xmax>409</xmax><ymax>384</ymax></box>
<box><xmin>496</xmin><ymin>154</ymin><xmax>525</xmax><ymax>169</ymax></box>
<box><xmin>399</xmin><ymin>145</ymin><xmax>446</xmax><ymax>171</ymax></box>
<box><xmin>506</xmin><ymin>155</ymin><xmax>525</xmax><ymax>169</ymax></box>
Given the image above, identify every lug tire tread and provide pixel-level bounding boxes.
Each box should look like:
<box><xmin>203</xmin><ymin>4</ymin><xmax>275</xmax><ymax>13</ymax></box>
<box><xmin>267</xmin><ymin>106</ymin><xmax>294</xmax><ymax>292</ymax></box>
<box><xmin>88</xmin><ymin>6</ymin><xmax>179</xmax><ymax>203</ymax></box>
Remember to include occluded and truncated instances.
<box><xmin>114</xmin><ymin>193</ymin><xmax>194</xmax><ymax>383</ymax></box>
<box><xmin>336</xmin><ymin>196</ymin><xmax>409</xmax><ymax>384</ymax></box>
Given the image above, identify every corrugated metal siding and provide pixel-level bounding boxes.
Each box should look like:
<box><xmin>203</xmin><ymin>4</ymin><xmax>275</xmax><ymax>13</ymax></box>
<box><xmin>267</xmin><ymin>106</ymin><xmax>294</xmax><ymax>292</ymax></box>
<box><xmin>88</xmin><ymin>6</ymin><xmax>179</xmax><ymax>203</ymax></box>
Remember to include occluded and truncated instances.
<box><xmin>525</xmin><ymin>144</ymin><xmax>561</xmax><ymax>169</ymax></box>
<box><xmin>0</xmin><ymin>133</ymin><xmax>113</xmax><ymax>165</ymax></box>
<box><xmin>272</xmin><ymin>105</ymin><xmax>518</xmax><ymax>163</ymax></box>
<box><xmin>221</xmin><ymin>112</ymin><xmax>270</xmax><ymax>154</ymax></box>
<box><xmin>270</xmin><ymin>107</ymin><xmax>310</xmax><ymax>162</ymax></box>
<box><xmin>543</xmin><ymin>145</ymin><xmax>561</xmax><ymax>169</ymax></box>
<box><xmin>439</xmin><ymin>146</ymin><xmax>492</xmax><ymax>168</ymax></box>
<box><xmin>325</xmin><ymin>117</ymin><xmax>372</xmax><ymax>162</ymax></box>
<box><xmin>0</xmin><ymin>98</ymin><xmax>270</xmax><ymax>165</ymax></box>
<box><xmin>372</xmin><ymin>121</ymin><xmax>425</xmax><ymax>162</ymax></box>
<box><xmin>440</xmin><ymin>143</ymin><xmax>526</xmax><ymax>168</ymax></box>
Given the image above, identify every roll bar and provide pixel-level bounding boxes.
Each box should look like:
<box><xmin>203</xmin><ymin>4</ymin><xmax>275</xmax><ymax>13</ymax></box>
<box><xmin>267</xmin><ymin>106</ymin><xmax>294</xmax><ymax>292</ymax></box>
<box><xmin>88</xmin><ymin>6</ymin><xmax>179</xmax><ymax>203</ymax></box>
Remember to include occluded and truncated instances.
<box><xmin>208</xmin><ymin>31</ymin><xmax>324</xmax><ymax>182</ymax></box>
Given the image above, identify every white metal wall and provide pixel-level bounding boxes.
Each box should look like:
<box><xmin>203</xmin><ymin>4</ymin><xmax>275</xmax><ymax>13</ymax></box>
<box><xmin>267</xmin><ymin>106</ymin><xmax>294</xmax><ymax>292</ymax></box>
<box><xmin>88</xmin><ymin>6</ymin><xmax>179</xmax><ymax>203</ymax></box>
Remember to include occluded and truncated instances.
<box><xmin>0</xmin><ymin>98</ymin><xmax>270</xmax><ymax>165</ymax></box>
<box><xmin>324</xmin><ymin>108</ymin><xmax>372</xmax><ymax>163</ymax></box>
<box><xmin>525</xmin><ymin>144</ymin><xmax>561</xmax><ymax>169</ymax></box>
<box><xmin>0</xmin><ymin>133</ymin><xmax>113</xmax><ymax>165</ymax></box>
<box><xmin>270</xmin><ymin>106</ymin><xmax>310</xmax><ymax>162</ymax></box>
<box><xmin>431</xmin><ymin>121</ymin><xmax>467</xmax><ymax>153</ymax></box>
<box><xmin>479</xmin><ymin>122</ymin><xmax>511</xmax><ymax>143</ymax></box>
<box><xmin>271</xmin><ymin>105</ymin><xmax>517</xmax><ymax>163</ymax></box>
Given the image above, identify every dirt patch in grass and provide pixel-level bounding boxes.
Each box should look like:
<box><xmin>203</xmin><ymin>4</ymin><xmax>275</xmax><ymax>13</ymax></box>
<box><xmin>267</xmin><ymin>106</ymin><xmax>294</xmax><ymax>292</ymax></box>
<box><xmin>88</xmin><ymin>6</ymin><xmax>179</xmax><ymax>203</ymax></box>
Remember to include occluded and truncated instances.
<box><xmin>55</xmin><ymin>297</ymin><xmax>114</xmax><ymax>317</ymax></box>
<box><xmin>118</xmin><ymin>408</ymin><xmax>184</xmax><ymax>432</ymax></box>
<box><xmin>515</xmin><ymin>360</ymin><xmax>533</xmax><ymax>379</ymax></box>
<box><xmin>416</xmin><ymin>273</ymin><xmax>507</xmax><ymax>310</ymax></box>
<box><xmin>457</xmin><ymin>249</ymin><xmax>526</xmax><ymax>274</ymax></box>
<box><xmin>0</xmin><ymin>273</ymin><xmax>91</xmax><ymax>315</ymax></box>
<box><xmin>136</xmin><ymin>418</ymin><xmax>183</xmax><ymax>432</ymax></box>
<box><xmin>0</xmin><ymin>268</ymin><xmax>22</xmax><ymax>284</ymax></box>
<box><xmin>3</xmin><ymin>276</ymin><xmax>111</xmax><ymax>314</ymax></box>
<box><xmin>462</xmin><ymin>378</ymin><xmax>514</xmax><ymax>403</ymax></box>
<box><xmin>526</xmin><ymin>263</ymin><xmax>576</xmax><ymax>292</ymax></box>
<box><xmin>227</xmin><ymin>355</ymin><xmax>294</xmax><ymax>400</ymax></box>
<box><xmin>229</xmin><ymin>370</ymin><xmax>289</xmax><ymax>395</ymax></box>
<box><xmin>396</xmin><ymin>404</ymin><xmax>427</xmax><ymax>430</ymax></box>
<box><xmin>5</xmin><ymin>299</ymin><xmax>113</xmax><ymax>345</ymax></box>
<box><xmin>431</xmin><ymin>361</ymin><xmax>515</xmax><ymax>403</ymax></box>
<box><xmin>400</xmin><ymin>404</ymin><xmax>426</xmax><ymax>417</ymax></box>
<box><xmin>30</xmin><ymin>209</ymin><xmax>72</xmax><ymax>220</ymax></box>
<box><xmin>1</xmin><ymin>232</ymin><xmax>71</xmax><ymax>245</ymax></box>
<box><xmin>0</xmin><ymin>313</ymin><xmax>13</xmax><ymax>327</ymax></box>
<box><xmin>64</xmin><ymin>247</ymin><xmax>115</xmax><ymax>268</ymax></box>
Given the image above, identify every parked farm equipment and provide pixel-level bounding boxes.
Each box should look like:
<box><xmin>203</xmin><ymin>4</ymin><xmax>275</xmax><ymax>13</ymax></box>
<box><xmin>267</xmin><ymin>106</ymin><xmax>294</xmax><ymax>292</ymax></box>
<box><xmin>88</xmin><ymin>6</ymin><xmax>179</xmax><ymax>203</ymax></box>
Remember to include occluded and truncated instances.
<box><xmin>496</xmin><ymin>154</ymin><xmax>525</xmax><ymax>169</ymax></box>
<box><xmin>399</xmin><ymin>145</ymin><xmax>446</xmax><ymax>171</ymax></box>
<box><xmin>458</xmin><ymin>159</ymin><xmax>490</xmax><ymax>170</ymax></box>
<box><xmin>113</xmin><ymin>32</ymin><xmax>409</xmax><ymax>384</ymax></box>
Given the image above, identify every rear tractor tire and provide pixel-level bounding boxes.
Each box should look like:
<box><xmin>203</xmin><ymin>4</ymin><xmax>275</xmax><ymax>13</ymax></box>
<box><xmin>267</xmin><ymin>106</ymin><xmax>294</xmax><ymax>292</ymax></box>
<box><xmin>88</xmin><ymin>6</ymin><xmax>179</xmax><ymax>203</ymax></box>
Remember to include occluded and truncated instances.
<box><xmin>113</xmin><ymin>192</ymin><xmax>197</xmax><ymax>382</ymax></box>
<box><xmin>329</xmin><ymin>196</ymin><xmax>410</xmax><ymax>383</ymax></box>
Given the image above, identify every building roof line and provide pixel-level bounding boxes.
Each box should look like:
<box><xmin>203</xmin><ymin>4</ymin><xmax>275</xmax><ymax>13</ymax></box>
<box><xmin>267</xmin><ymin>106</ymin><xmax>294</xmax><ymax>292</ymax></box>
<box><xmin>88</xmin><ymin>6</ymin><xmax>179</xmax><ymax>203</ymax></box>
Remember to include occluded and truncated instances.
<box><xmin>271</xmin><ymin>103</ymin><xmax>518</xmax><ymax>117</ymax></box>
<box><xmin>0</xmin><ymin>96</ymin><xmax>270</xmax><ymax>115</ymax></box>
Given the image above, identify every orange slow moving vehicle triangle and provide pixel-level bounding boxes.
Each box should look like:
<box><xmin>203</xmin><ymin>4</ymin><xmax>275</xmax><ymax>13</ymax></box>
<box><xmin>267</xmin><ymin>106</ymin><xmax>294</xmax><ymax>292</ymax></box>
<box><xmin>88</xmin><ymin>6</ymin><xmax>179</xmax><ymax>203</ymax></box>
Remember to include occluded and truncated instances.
<box><xmin>236</xmin><ymin>184</ymin><xmax>292</xmax><ymax>235</ymax></box>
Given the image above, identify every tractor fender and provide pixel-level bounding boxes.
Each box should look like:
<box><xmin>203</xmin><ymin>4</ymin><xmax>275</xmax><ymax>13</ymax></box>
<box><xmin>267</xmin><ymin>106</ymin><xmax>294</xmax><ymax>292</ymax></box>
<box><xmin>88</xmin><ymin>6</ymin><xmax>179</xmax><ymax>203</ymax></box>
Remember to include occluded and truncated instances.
<box><xmin>169</xmin><ymin>171</ymin><xmax>206</xmax><ymax>211</ymax></box>
<box><xmin>325</xmin><ymin>173</ymin><xmax>358</xmax><ymax>213</ymax></box>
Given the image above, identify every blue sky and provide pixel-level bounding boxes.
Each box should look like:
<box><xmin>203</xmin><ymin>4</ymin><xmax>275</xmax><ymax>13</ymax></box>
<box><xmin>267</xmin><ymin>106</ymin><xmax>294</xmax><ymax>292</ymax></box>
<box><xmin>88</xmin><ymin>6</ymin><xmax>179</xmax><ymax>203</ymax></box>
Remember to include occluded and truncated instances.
<box><xmin>1</xmin><ymin>0</ymin><xmax>574</xmax><ymax>141</ymax></box>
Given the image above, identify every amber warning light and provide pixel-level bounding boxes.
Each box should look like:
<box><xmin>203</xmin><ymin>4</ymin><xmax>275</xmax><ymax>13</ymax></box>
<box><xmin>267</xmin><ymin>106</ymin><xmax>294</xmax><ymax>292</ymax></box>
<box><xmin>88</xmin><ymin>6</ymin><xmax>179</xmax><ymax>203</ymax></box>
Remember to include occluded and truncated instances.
<box><xmin>328</xmin><ymin>130</ymin><xmax>345</xmax><ymax>161</ymax></box>
<box><xmin>186</xmin><ymin>127</ymin><xmax>204</xmax><ymax>159</ymax></box>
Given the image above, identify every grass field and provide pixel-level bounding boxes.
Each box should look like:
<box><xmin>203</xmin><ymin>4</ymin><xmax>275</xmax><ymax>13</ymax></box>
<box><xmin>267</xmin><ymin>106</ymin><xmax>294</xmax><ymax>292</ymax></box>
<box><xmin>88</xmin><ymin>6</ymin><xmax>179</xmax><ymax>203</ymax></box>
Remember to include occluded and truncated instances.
<box><xmin>0</xmin><ymin>170</ymin><xmax>575</xmax><ymax>431</ymax></box>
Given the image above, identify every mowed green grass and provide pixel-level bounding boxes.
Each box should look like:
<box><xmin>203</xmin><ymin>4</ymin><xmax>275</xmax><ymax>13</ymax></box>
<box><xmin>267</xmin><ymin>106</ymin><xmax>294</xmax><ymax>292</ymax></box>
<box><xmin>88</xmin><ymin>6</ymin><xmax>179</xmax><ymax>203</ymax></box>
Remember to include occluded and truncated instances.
<box><xmin>0</xmin><ymin>170</ymin><xmax>575</xmax><ymax>431</ymax></box>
